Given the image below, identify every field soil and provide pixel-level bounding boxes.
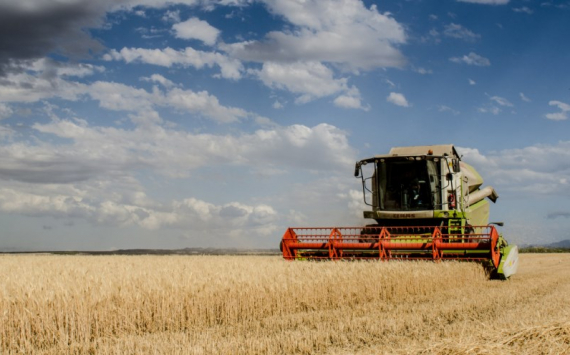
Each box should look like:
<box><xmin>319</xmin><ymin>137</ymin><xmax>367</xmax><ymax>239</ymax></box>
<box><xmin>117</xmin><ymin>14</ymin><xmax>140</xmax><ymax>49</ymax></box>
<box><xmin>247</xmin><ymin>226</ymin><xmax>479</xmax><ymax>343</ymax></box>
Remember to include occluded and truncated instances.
<box><xmin>1</xmin><ymin>253</ymin><xmax>569</xmax><ymax>354</ymax></box>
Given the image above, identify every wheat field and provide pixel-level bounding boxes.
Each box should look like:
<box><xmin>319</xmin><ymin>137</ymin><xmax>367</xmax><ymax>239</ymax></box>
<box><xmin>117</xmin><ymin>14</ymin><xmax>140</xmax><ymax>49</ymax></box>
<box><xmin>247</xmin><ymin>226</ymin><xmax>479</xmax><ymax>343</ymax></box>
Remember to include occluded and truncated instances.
<box><xmin>0</xmin><ymin>253</ymin><xmax>569</xmax><ymax>354</ymax></box>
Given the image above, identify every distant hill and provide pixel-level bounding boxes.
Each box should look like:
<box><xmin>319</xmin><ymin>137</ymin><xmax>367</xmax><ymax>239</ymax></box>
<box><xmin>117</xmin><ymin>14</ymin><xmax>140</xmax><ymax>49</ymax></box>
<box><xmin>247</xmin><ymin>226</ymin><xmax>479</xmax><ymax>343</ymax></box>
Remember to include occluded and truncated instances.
<box><xmin>519</xmin><ymin>239</ymin><xmax>570</xmax><ymax>253</ymax></box>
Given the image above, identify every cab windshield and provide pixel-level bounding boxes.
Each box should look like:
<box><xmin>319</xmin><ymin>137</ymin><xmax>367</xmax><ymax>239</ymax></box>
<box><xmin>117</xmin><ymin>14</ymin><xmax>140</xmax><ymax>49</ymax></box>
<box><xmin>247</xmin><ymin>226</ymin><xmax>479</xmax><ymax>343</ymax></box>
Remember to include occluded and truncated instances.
<box><xmin>374</xmin><ymin>159</ymin><xmax>441</xmax><ymax>211</ymax></box>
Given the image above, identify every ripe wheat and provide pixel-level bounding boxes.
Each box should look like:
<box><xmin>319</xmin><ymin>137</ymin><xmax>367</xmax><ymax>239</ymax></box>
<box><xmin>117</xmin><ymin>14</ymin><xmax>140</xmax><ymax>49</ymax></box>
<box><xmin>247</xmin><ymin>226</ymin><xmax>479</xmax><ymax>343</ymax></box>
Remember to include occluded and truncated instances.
<box><xmin>0</xmin><ymin>254</ymin><xmax>569</xmax><ymax>354</ymax></box>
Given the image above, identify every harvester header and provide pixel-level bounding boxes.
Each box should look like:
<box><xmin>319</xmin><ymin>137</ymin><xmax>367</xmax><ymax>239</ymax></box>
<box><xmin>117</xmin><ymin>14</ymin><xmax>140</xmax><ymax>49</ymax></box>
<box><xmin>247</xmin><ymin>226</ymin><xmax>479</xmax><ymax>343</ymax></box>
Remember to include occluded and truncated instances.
<box><xmin>280</xmin><ymin>144</ymin><xmax>519</xmax><ymax>279</ymax></box>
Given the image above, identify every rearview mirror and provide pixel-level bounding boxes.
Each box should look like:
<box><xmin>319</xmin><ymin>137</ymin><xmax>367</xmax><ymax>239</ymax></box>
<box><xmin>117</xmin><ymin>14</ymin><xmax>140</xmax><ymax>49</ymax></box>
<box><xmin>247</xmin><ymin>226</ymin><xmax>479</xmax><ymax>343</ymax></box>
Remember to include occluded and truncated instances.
<box><xmin>453</xmin><ymin>159</ymin><xmax>460</xmax><ymax>173</ymax></box>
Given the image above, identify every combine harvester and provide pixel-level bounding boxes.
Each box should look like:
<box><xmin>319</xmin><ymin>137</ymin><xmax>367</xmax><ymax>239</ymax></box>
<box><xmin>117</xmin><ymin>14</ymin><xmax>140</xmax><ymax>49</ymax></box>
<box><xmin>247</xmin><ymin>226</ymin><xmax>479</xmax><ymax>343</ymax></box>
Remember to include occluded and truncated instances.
<box><xmin>281</xmin><ymin>145</ymin><xmax>519</xmax><ymax>279</ymax></box>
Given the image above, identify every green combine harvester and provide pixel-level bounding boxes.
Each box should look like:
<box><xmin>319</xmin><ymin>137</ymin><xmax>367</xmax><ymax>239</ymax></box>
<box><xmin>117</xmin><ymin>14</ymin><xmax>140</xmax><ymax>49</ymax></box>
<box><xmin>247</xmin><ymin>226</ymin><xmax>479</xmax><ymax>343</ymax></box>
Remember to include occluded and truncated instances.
<box><xmin>281</xmin><ymin>144</ymin><xmax>519</xmax><ymax>279</ymax></box>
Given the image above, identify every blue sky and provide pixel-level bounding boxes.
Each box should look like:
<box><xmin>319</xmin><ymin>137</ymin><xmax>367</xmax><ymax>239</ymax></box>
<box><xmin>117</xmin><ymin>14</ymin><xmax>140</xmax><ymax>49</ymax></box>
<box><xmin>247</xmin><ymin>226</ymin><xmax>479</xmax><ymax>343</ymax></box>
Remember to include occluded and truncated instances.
<box><xmin>0</xmin><ymin>0</ymin><xmax>569</xmax><ymax>251</ymax></box>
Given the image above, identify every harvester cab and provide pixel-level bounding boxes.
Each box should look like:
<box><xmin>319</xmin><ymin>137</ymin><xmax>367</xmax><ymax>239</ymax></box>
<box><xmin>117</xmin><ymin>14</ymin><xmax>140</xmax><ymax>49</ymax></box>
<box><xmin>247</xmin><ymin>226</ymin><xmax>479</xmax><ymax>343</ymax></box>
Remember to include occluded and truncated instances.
<box><xmin>281</xmin><ymin>144</ymin><xmax>519</xmax><ymax>279</ymax></box>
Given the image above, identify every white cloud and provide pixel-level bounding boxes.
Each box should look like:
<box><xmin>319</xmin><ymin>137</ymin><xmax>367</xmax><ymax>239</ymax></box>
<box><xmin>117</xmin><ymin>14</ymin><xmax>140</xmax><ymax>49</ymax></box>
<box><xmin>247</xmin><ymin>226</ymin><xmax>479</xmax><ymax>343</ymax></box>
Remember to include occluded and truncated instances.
<box><xmin>456</xmin><ymin>0</ymin><xmax>509</xmax><ymax>4</ymax></box>
<box><xmin>478</xmin><ymin>106</ymin><xmax>501</xmax><ymax>115</ymax></box>
<box><xmin>438</xmin><ymin>105</ymin><xmax>460</xmax><ymax>115</ymax></box>
<box><xmin>172</xmin><ymin>17</ymin><xmax>221</xmax><ymax>46</ymax></box>
<box><xmin>28</xmin><ymin>58</ymin><xmax>105</xmax><ymax>78</ymax></box>
<box><xmin>459</xmin><ymin>142</ymin><xmax>570</xmax><ymax>196</ymax></box>
<box><xmin>222</xmin><ymin>0</ymin><xmax>407</xmax><ymax>70</ymax></box>
<box><xmin>513</xmin><ymin>6</ymin><xmax>533</xmax><ymax>14</ymax></box>
<box><xmin>546</xmin><ymin>100</ymin><xmax>570</xmax><ymax>121</ymax></box>
<box><xmin>477</xmin><ymin>95</ymin><xmax>515</xmax><ymax>116</ymax></box>
<box><xmin>520</xmin><ymin>92</ymin><xmax>531</xmax><ymax>102</ymax></box>
<box><xmin>88</xmin><ymin>81</ymin><xmax>155</xmax><ymax>112</ymax></box>
<box><xmin>386</xmin><ymin>92</ymin><xmax>410</xmax><ymax>107</ymax></box>
<box><xmin>0</xmin><ymin>103</ymin><xmax>13</xmax><ymax>120</ymax></box>
<box><xmin>334</xmin><ymin>94</ymin><xmax>367</xmax><ymax>111</ymax></box>
<box><xmin>165</xmin><ymin>87</ymin><xmax>250</xmax><ymax>123</ymax></box>
<box><xmin>423</xmin><ymin>28</ymin><xmax>441</xmax><ymax>44</ymax></box>
<box><xmin>0</xmin><ymin>183</ymin><xmax>278</xmax><ymax>234</ymax></box>
<box><xmin>414</xmin><ymin>67</ymin><xmax>433</xmax><ymax>75</ymax></box>
<box><xmin>443</xmin><ymin>23</ymin><xmax>480</xmax><ymax>41</ymax></box>
<box><xmin>0</xmin><ymin>107</ymin><xmax>357</xmax><ymax>236</ymax></box>
<box><xmin>490</xmin><ymin>95</ymin><xmax>514</xmax><ymax>107</ymax></box>
<box><xmin>87</xmin><ymin>81</ymin><xmax>249</xmax><ymax>123</ymax></box>
<box><xmin>0</xmin><ymin>67</ymin><xmax>87</xmax><ymax>104</ymax></box>
<box><xmin>1</xmin><ymin>116</ymin><xmax>356</xmax><ymax>185</ymax></box>
<box><xmin>0</xmin><ymin>62</ymin><xmax>251</xmax><ymax>124</ymax></box>
<box><xmin>469</xmin><ymin>78</ymin><xmax>476</xmax><ymax>85</ymax></box>
<box><xmin>253</xmin><ymin>61</ymin><xmax>348</xmax><ymax>104</ymax></box>
<box><xmin>333</xmin><ymin>86</ymin><xmax>368</xmax><ymax>110</ymax></box>
<box><xmin>140</xmin><ymin>74</ymin><xmax>178</xmax><ymax>88</ymax></box>
<box><xmin>104</xmin><ymin>47</ymin><xmax>243</xmax><ymax>80</ymax></box>
<box><xmin>450</xmin><ymin>52</ymin><xmax>491</xmax><ymax>66</ymax></box>
<box><xmin>281</xmin><ymin>176</ymin><xmax>365</xmax><ymax>227</ymax></box>
<box><xmin>162</xmin><ymin>9</ymin><xmax>180</xmax><ymax>22</ymax></box>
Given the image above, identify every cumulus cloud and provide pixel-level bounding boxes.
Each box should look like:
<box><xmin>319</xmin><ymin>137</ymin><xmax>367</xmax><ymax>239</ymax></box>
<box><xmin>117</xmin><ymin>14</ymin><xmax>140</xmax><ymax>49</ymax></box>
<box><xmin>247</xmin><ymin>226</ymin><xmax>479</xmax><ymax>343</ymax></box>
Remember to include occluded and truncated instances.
<box><xmin>334</xmin><ymin>93</ymin><xmax>369</xmax><ymax>111</ymax></box>
<box><xmin>0</xmin><ymin>61</ymin><xmax>89</xmax><ymax>103</ymax></box>
<box><xmin>459</xmin><ymin>142</ymin><xmax>570</xmax><ymax>196</ymax></box>
<box><xmin>164</xmin><ymin>87</ymin><xmax>250</xmax><ymax>123</ymax></box>
<box><xmin>386</xmin><ymin>92</ymin><xmax>410</xmax><ymax>107</ymax></box>
<box><xmin>0</xmin><ymin>115</ymin><xmax>356</xmax><ymax>184</ymax></box>
<box><xmin>0</xmin><ymin>62</ymin><xmax>250</xmax><ymax>123</ymax></box>
<box><xmin>281</xmin><ymin>176</ymin><xmax>366</xmax><ymax>227</ymax></box>
<box><xmin>162</xmin><ymin>9</ymin><xmax>181</xmax><ymax>22</ymax></box>
<box><xmin>253</xmin><ymin>61</ymin><xmax>346</xmax><ymax>103</ymax></box>
<box><xmin>87</xmin><ymin>80</ymin><xmax>249</xmax><ymax>123</ymax></box>
<box><xmin>172</xmin><ymin>17</ymin><xmax>221</xmax><ymax>45</ymax></box>
<box><xmin>0</xmin><ymin>103</ymin><xmax>13</xmax><ymax>120</ymax></box>
<box><xmin>104</xmin><ymin>1</ymin><xmax>405</xmax><ymax>108</ymax></box>
<box><xmin>450</xmin><ymin>52</ymin><xmax>491</xmax><ymax>66</ymax></box>
<box><xmin>0</xmin><ymin>105</ymin><xmax>357</xmax><ymax>235</ymax></box>
<box><xmin>0</xmin><ymin>0</ymin><xmax>245</xmax><ymax>77</ymax></box>
<box><xmin>252</xmin><ymin>61</ymin><xmax>366</xmax><ymax>108</ymax></box>
<box><xmin>29</xmin><ymin>58</ymin><xmax>105</xmax><ymax>78</ymax></box>
<box><xmin>0</xmin><ymin>182</ymin><xmax>278</xmax><ymax>234</ymax></box>
<box><xmin>222</xmin><ymin>0</ymin><xmax>407</xmax><ymax>70</ymax></box>
<box><xmin>104</xmin><ymin>47</ymin><xmax>243</xmax><ymax>80</ymax></box>
<box><xmin>545</xmin><ymin>100</ymin><xmax>570</xmax><ymax>121</ymax></box>
<box><xmin>140</xmin><ymin>74</ymin><xmax>178</xmax><ymax>88</ymax></box>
